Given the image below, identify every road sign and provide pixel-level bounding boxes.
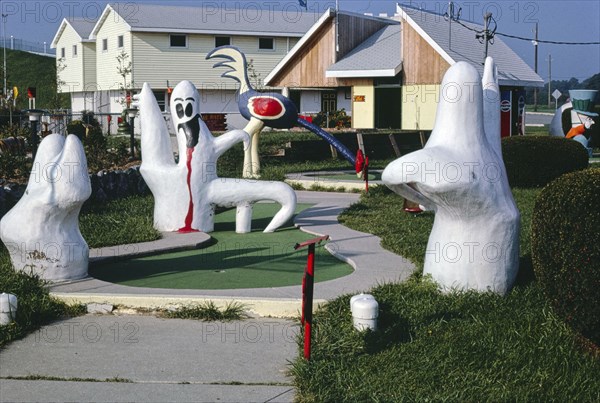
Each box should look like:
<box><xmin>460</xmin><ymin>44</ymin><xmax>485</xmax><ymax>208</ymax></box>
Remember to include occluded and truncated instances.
<box><xmin>552</xmin><ymin>89</ymin><xmax>562</xmax><ymax>100</ymax></box>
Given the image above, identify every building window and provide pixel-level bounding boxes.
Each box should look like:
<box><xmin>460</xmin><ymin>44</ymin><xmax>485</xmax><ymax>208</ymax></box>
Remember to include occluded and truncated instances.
<box><xmin>258</xmin><ymin>37</ymin><xmax>274</xmax><ymax>50</ymax></box>
<box><xmin>102</xmin><ymin>38</ymin><xmax>108</xmax><ymax>52</ymax></box>
<box><xmin>153</xmin><ymin>90</ymin><xmax>166</xmax><ymax>112</ymax></box>
<box><xmin>118</xmin><ymin>35</ymin><xmax>124</xmax><ymax>48</ymax></box>
<box><xmin>61</xmin><ymin>47</ymin><xmax>65</xmax><ymax>58</ymax></box>
<box><xmin>170</xmin><ymin>34</ymin><xmax>187</xmax><ymax>48</ymax></box>
<box><xmin>72</xmin><ymin>44</ymin><xmax>78</xmax><ymax>57</ymax></box>
<box><xmin>215</xmin><ymin>36</ymin><xmax>231</xmax><ymax>47</ymax></box>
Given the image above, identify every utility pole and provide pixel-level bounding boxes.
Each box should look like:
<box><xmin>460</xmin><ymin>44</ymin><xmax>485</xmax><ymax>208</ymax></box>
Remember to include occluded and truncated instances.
<box><xmin>2</xmin><ymin>13</ymin><xmax>7</xmax><ymax>101</ymax></box>
<box><xmin>547</xmin><ymin>54</ymin><xmax>552</xmax><ymax>108</ymax></box>
<box><xmin>335</xmin><ymin>0</ymin><xmax>339</xmax><ymax>55</ymax></box>
<box><xmin>533</xmin><ymin>23</ymin><xmax>539</xmax><ymax>112</ymax></box>
<box><xmin>445</xmin><ymin>2</ymin><xmax>461</xmax><ymax>51</ymax></box>
<box><xmin>483</xmin><ymin>12</ymin><xmax>492</xmax><ymax>61</ymax></box>
<box><xmin>476</xmin><ymin>12</ymin><xmax>495</xmax><ymax>63</ymax></box>
<box><xmin>448</xmin><ymin>1</ymin><xmax>453</xmax><ymax>50</ymax></box>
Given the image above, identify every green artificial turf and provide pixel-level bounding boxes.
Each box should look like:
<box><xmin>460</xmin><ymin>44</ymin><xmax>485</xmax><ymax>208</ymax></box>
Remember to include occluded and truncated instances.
<box><xmin>90</xmin><ymin>203</ymin><xmax>353</xmax><ymax>289</ymax></box>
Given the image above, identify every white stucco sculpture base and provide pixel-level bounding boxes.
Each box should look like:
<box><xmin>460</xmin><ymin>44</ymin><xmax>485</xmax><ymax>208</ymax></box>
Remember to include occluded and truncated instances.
<box><xmin>0</xmin><ymin>134</ymin><xmax>92</xmax><ymax>281</ymax></box>
<box><xmin>135</xmin><ymin>81</ymin><xmax>296</xmax><ymax>233</ymax></box>
<box><xmin>382</xmin><ymin>58</ymin><xmax>520</xmax><ymax>295</ymax></box>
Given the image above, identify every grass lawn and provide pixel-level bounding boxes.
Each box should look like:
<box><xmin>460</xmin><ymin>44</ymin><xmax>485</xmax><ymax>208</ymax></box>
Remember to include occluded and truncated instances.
<box><xmin>80</xmin><ymin>196</ymin><xmax>161</xmax><ymax>248</ymax></box>
<box><xmin>0</xmin><ymin>251</ymin><xmax>85</xmax><ymax>347</ymax></box>
<box><xmin>90</xmin><ymin>203</ymin><xmax>352</xmax><ymax>289</ymax></box>
<box><xmin>293</xmin><ymin>186</ymin><xmax>600</xmax><ymax>401</ymax></box>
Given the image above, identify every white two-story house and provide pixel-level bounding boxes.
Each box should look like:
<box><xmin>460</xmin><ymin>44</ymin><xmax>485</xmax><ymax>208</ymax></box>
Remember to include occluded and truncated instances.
<box><xmin>51</xmin><ymin>18</ymin><xmax>97</xmax><ymax>111</ymax></box>
<box><xmin>52</xmin><ymin>2</ymin><xmax>320</xmax><ymax>131</ymax></box>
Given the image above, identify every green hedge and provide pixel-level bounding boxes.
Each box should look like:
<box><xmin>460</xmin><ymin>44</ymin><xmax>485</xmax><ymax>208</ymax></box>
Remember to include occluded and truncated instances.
<box><xmin>531</xmin><ymin>168</ymin><xmax>600</xmax><ymax>345</ymax></box>
<box><xmin>502</xmin><ymin>136</ymin><xmax>588</xmax><ymax>188</ymax></box>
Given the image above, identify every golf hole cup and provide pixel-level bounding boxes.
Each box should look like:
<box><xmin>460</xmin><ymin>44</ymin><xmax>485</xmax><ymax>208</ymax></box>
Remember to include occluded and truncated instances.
<box><xmin>0</xmin><ymin>293</ymin><xmax>18</xmax><ymax>325</ymax></box>
<box><xmin>350</xmin><ymin>294</ymin><xmax>378</xmax><ymax>331</ymax></box>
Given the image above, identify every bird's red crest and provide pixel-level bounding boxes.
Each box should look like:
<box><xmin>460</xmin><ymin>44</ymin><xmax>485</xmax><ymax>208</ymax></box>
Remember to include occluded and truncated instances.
<box><xmin>249</xmin><ymin>96</ymin><xmax>285</xmax><ymax>120</ymax></box>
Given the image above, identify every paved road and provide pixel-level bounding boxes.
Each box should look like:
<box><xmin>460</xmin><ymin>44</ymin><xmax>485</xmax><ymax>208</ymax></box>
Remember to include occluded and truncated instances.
<box><xmin>0</xmin><ymin>315</ymin><xmax>298</xmax><ymax>402</ymax></box>
<box><xmin>526</xmin><ymin>112</ymin><xmax>553</xmax><ymax>126</ymax></box>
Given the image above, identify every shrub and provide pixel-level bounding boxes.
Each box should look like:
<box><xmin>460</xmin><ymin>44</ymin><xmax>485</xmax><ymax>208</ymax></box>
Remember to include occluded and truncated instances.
<box><xmin>67</xmin><ymin>111</ymin><xmax>100</xmax><ymax>141</ymax></box>
<box><xmin>531</xmin><ymin>168</ymin><xmax>600</xmax><ymax>345</ymax></box>
<box><xmin>0</xmin><ymin>152</ymin><xmax>29</xmax><ymax>181</ymax></box>
<box><xmin>312</xmin><ymin>109</ymin><xmax>351</xmax><ymax>129</ymax></box>
<box><xmin>83</xmin><ymin>126</ymin><xmax>132</xmax><ymax>172</ymax></box>
<box><xmin>502</xmin><ymin>136</ymin><xmax>588</xmax><ymax>188</ymax></box>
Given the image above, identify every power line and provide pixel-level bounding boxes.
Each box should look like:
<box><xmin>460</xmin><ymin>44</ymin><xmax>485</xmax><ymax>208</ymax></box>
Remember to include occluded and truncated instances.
<box><xmin>454</xmin><ymin>15</ymin><xmax>600</xmax><ymax>45</ymax></box>
<box><xmin>495</xmin><ymin>32</ymin><xmax>600</xmax><ymax>45</ymax></box>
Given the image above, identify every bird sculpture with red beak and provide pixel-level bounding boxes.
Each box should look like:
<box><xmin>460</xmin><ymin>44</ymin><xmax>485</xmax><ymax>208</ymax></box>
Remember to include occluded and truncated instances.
<box><xmin>206</xmin><ymin>46</ymin><xmax>369</xmax><ymax>186</ymax></box>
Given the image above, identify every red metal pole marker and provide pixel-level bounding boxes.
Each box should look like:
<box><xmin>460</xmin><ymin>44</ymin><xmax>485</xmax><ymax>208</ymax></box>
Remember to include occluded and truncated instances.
<box><xmin>295</xmin><ymin>235</ymin><xmax>330</xmax><ymax>360</ymax></box>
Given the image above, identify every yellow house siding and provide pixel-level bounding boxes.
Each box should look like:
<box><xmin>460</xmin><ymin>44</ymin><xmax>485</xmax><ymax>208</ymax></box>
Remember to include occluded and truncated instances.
<box><xmin>132</xmin><ymin>33</ymin><xmax>293</xmax><ymax>90</ymax></box>
<box><xmin>352</xmin><ymin>83</ymin><xmax>374</xmax><ymax>129</ymax></box>
<box><xmin>401</xmin><ymin>84</ymin><xmax>439</xmax><ymax>130</ymax></box>
<box><xmin>95</xmin><ymin>9</ymin><xmax>132</xmax><ymax>91</ymax></box>
<box><xmin>82</xmin><ymin>42</ymin><xmax>97</xmax><ymax>90</ymax></box>
<box><xmin>56</xmin><ymin>25</ymin><xmax>84</xmax><ymax>93</ymax></box>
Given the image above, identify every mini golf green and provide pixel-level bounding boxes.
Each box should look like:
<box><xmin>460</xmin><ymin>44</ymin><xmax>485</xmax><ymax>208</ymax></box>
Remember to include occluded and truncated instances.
<box><xmin>306</xmin><ymin>171</ymin><xmax>381</xmax><ymax>181</ymax></box>
<box><xmin>89</xmin><ymin>203</ymin><xmax>353</xmax><ymax>289</ymax></box>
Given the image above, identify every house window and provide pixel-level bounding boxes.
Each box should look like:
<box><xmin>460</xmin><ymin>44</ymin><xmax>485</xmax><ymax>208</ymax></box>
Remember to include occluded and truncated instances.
<box><xmin>61</xmin><ymin>47</ymin><xmax>65</xmax><ymax>58</ymax></box>
<box><xmin>102</xmin><ymin>38</ymin><xmax>108</xmax><ymax>52</ymax></box>
<box><xmin>215</xmin><ymin>36</ymin><xmax>231</xmax><ymax>47</ymax></box>
<box><xmin>170</xmin><ymin>34</ymin><xmax>187</xmax><ymax>48</ymax></box>
<box><xmin>153</xmin><ymin>90</ymin><xmax>166</xmax><ymax>112</ymax></box>
<box><xmin>72</xmin><ymin>44</ymin><xmax>78</xmax><ymax>57</ymax></box>
<box><xmin>258</xmin><ymin>37</ymin><xmax>274</xmax><ymax>50</ymax></box>
<box><xmin>118</xmin><ymin>35</ymin><xmax>124</xmax><ymax>48</ymax></box>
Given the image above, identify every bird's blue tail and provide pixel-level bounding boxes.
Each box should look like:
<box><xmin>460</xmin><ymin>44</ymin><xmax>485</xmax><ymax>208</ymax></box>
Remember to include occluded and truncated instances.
<box><xmin>296</xmin><ymin>117</ymin><xmax>356</xmax><ymax>166</ymax></box>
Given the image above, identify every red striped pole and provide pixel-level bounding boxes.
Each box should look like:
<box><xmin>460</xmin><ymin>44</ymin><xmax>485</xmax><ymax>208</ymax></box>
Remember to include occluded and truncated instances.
<box><xmin>295</xmin><ymin>235</ymin><xmax>329</xmax><ymax>360</ymax></box>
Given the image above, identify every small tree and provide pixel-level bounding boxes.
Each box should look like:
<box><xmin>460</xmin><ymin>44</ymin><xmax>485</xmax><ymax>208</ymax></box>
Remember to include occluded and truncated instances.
<box><xmin>116</xmin><ymin>50</ymin><xmax>134</xmax><ymax>106</ymax></box>
<box><xmin>247</xmin><ymin>58</ymin><xmax>264</xmax><ymax>91</ymax></box>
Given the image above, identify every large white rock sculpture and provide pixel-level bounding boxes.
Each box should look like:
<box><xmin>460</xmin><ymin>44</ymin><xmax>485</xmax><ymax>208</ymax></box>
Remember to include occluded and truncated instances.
<box><xmin>134</xmin><ymin>80</ymin><xmax>296</xmax><ymax>233</ymax></box>
<box><xmin>382</xmin><ymin>58</ymin><xmax>520</xmax><ymax>294</ymax></box>
<box><xmin>0</xmin><ymin>134</ymin><xmax>92</xmax><ymax>281</ymax></box>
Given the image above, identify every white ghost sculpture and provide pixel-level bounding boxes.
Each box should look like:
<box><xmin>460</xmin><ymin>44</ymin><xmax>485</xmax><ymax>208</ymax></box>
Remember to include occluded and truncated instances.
<box><xmin>134</xmin><ymin>80</ymin><xmax>297</xmax><ymax>233</ymax></box>
<box><xmin>382</xmin><ymin>58</ymin><xmax>520</xmax><ymax>294</ymax></box>
<box><xmin>0</xmin><ymin>134</ymin><xmax>92</xmax><ymax>281</ymax></box>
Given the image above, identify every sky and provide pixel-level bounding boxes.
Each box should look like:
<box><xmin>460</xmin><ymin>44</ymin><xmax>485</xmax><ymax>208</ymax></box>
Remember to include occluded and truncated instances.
<box><xmin>1</xmin><ymin>0</ymin><xmax>599</xmax><ymax>82</ymax></box>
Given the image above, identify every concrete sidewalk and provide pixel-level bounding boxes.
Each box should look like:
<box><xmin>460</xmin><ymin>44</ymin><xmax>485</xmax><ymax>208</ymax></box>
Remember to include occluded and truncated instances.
<box><xmin>0</xmin><ymin>315</ymin><xmax>298</xmax><ymax>402</ymax></box>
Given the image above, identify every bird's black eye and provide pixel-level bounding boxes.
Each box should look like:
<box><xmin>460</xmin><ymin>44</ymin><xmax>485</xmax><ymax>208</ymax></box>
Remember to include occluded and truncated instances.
<box><xmin>185</xmin><ymin>103</ymin><xmax>193</xmax><ymax>117</ymax></box>
<box><xmin>176</xmin><ymin>103</ymin><xmax>184</xmax><ymax>119</ymax></box>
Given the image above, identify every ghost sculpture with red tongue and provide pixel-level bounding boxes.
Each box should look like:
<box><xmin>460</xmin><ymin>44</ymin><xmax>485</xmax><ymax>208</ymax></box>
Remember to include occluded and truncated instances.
<box><xmin>135</xmin><ymin>80</ymin><xmax>296</xmax><ymax>234</ymax></box>
<box><xmin>382</xmin><ymin>58</ymin><xmax>520</xmax><ymax>295</ymax></box>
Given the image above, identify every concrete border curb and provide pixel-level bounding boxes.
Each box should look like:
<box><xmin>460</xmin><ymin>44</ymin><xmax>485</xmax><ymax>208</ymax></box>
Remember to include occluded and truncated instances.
<box><xmin>50</xmin><ymin>191</ymin><xmax>415</xmax><ymax>317</ymax></box>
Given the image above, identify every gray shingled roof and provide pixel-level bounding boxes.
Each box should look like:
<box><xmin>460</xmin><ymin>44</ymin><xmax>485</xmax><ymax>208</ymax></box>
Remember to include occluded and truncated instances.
<box><xmin>109</xmin><ymin>3</ymin><xmax>320</xmax><ymax>36</ymax></box>
<box><xmin>403</xmin><ymin>7</ymin><xmax>544</xmax><ymax>87</ymax></box>
<box><xmin>328</xmin><ymin>25</ymin><xmax>401</xmax><ymax>74</ymax></box>
<box><xmin>68</xmin><ymin>18</ymin><xmax>96</xmax><ymax>38</ymax></box>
